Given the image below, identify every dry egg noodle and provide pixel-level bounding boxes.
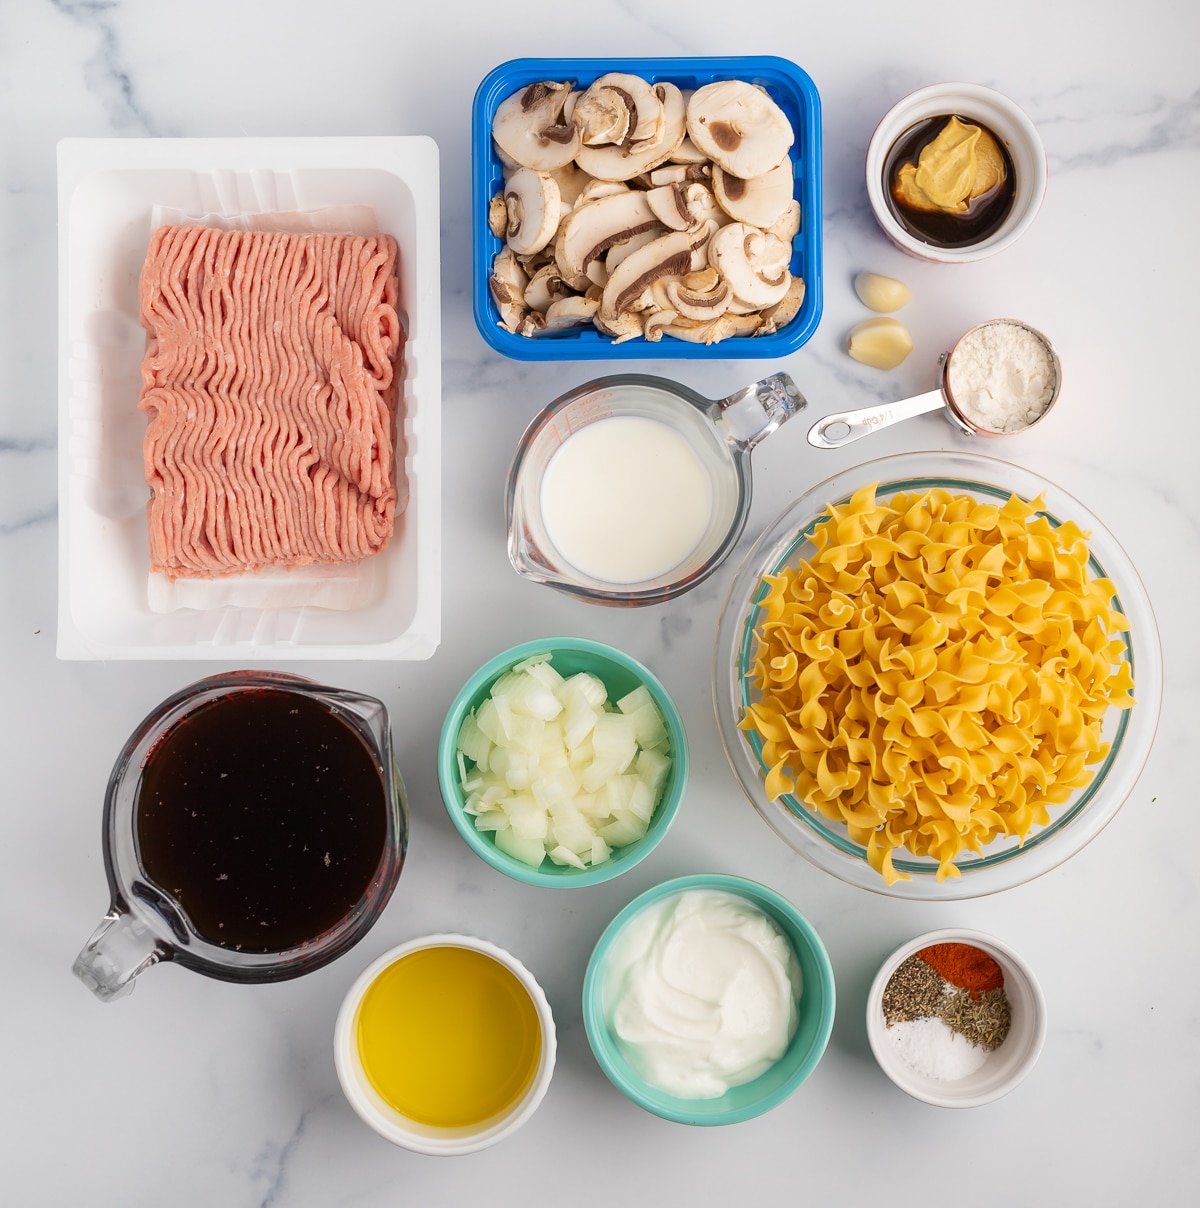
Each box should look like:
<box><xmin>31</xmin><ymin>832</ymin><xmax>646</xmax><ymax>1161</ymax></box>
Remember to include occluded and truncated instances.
<box><xmin>738</xmin><ymin>484</ymin><xmax>1135</xmax><ymax>884</ymax></box>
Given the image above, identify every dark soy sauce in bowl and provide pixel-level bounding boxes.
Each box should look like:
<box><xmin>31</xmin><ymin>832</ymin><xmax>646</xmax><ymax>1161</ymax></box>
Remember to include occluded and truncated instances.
<box><xmin>884</xmin><ymin>115</ymin><xmax>1016</xmax><ymax>248</ymax></box>
<box><xmin>135</xmin><ymin>688</ymin><xmax>388</xmax><ymax>953</ymax></box>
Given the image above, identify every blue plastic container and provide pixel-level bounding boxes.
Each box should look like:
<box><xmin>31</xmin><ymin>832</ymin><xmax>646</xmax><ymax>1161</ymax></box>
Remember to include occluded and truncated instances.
<box><xmin>472</xmin><ymin>57</ymin><xmax>823</xmax><ymax>361</ymax></box>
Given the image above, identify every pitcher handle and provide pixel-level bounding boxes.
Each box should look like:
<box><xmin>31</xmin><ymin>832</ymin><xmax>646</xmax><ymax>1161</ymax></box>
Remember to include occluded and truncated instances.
<box><xmin>72</xmin><ymin>908</ymin><xmax>163</xmax><ymax>1002</ymax></box>
<box><xmin>715</xmin><ymin>373</ymin><xmax>807</xmax><ymax>451</ymax></box>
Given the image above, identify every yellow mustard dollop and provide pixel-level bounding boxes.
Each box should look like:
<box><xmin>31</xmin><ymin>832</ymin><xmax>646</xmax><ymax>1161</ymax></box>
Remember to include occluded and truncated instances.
<box><xmin>894</xmin><ymin>116</ymin><xmax>1006</xmax><ymax>215</ymax></box>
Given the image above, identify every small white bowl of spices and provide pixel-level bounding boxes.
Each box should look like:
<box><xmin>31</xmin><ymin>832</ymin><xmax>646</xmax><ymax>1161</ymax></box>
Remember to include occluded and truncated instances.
<box><xmin>866</xmin><ymin>928</ymin><xmax>1046</xmax><ymax>1107</ymax></box>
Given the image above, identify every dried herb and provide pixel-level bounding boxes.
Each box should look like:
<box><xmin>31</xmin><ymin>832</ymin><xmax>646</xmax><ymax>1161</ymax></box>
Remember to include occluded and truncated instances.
<box><xmin>939</xmin><ymin>986</ymin><xmax>1012</xmax><ymax>1050</ymax></box>
<box><xmin>882</xmin><ymin>955</ymin><xmax>945</xmax><ymax>1025</ymax></box>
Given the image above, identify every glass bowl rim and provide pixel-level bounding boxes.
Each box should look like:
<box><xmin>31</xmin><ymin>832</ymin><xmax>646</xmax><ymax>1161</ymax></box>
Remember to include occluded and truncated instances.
<box><xmin>712</xmin><ymin>450</ymin><xmax>1162</xmax><ymax>900</ymax></box>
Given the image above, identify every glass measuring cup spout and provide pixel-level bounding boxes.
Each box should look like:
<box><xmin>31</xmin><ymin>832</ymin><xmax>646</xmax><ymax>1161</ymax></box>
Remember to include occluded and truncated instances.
<box><xmin>505</xmin><ymin>372</ymin><xmax>807</xmax><ymax>607</ymax></box>
<box><xmin>73</xmin><ymin>671</ymin><xmax>408</xmax><ymax>1002</ymax></box>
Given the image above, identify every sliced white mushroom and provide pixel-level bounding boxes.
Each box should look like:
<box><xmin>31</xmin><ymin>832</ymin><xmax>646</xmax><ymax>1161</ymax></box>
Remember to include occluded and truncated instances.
<box><xmin>767</xmin><ymin>199</ymin><xmax>801</xmax><ymax>244</ymax></box>
<box><xmin>712</xmin><ymin>161</ymin><xmax>794</xmax><ymax>229</ymax></box>
<box><xmin>555</xmin><ymin>189</ymin><xmax>660</xmax><ymax>288</ymax></box>
<box><xmin>575</xmin><ymin>179</ymin><xmax>629</xmax><ymax>207</ymax></box>
<box><xmin>593</xmin><ymin>309</ymin><xmax>645</xmax><ymax>343</ymax></box>
<box><xmin>504</xmin><ymin>168</ymin><xmax>561</xmax><ymax>256</ymax></box>
<box><xmin>550</xmin><ymin>162</ymin><xmax>592</xmax><ymax>210</ymax></box>
<box><xmin>664</xmin><ymin>267</ymin><xmax>731</xmax><ymax>321</ymax></box>
<box><xmin>725</xmin><ymin>295</ymin><xmax>760</xmax><ymax>316</ymax></box>
<box><xmin>608</xmin><ymin>73</ymin><xmax>664</xmax><ymax>141</ymax></box>
<box><xmin>668</xmin><ymin>136</ymin><xmax>709</xmax><ymax>165</ymax></box>
<box><xmin>572</xmin><ymin>83</ymin><xmax>635</xmax><ymax>146</ymax></box>
<box><xmin>599</xmin><ymin>228</ymin><xmax>707</xmax><ymax>324</ymax></box>
<box><xmin>605</xmin><ymin>226</ymin><xmax>665</xmax><ymax>274</ymax></box>
<box><xmin>542</xmin><ymin>295</ymin><xmax>600</xmax><ymax>331</ymax></box>
<box><xmin>517</xmin><ymin>310</ymin><xmax>547</xmax><ymax>337</ymax></box>
<box><xmin>585</xmin><ymin>257</ymin><xmax>610</xmax><ymax>289</ymax></box>
<box><xmin>489</xmin><ymin>247</ymin><xmax>529</xmax><ymax>333</ymax></box>
<box><xmin>757</xmin><ymin>274</ymin><xmax>807</xmax><ymax>335</ymax></box>
<box><xmin>516</xmin><ymin>247</ymin><xmax>555</xmax><ymax>278</ymax></box>
<box><xmin>645</xmin><ymin>181</ymin><xmax>722</xmax><ymax>232</ymax></box>
<box><xmin>575</xmin><ymin>82</ymin><xmax>686</xmax><ymax>182</ymax></box>
<box><xmin>711</xmin><ymin>312</ymin><xmax>764</xmax><ymax>339</ymax></box>
<box><xmin>496</xmin><ymin>144</ymin><xmax>522</xmax><ymax>175</ymax></box>
<box><xmin>647</xmin><ymin>164</ymin><xmax>691</xmax><ymax>186</ymax></box>
<box><xmin>686</xmin><ymin>80</ymin><xmax>794</xmax><ymax>178</ymax></box>
<box><xmin>524</xmin><ymin>264</ymin><xmax>574</xmax><ymax>313</ymax></box>
<box><xmin>643</xmin><ymin>307</ymin><xmax>679</xmax><ymax>342</ymax></box>
<box><xmin>708</xmin><ymin>222</ymin><xmax>792</xmax><ymax>309</ymax></box>
<box><xmin>488</xmin><ymin>192</ymin><xmax>508</xmax><ymax>239</ymax></box>
<box><xmin>493</xmin><ymin>80</ymin><xmax>581</xmax><ymax>171</ymax></box>
<box><xmin>658</xmin><ymin>315</ymin><xmax>720</xmax><ymax>344</ymax></box>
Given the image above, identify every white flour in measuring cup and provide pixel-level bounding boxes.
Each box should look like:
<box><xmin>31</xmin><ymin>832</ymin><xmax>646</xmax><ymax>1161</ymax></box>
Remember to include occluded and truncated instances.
<box><xmin>946</xmin><ymin>320</ymin><xmax>1057</xmax><ymax>433</ymax></box>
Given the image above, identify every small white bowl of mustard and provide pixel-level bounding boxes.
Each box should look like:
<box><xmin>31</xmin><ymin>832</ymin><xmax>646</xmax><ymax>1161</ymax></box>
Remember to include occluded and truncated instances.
<box><xmin>865</xmin><ymin>82</ymin><xmax>1047</xmax><ymax>263</ymax></box>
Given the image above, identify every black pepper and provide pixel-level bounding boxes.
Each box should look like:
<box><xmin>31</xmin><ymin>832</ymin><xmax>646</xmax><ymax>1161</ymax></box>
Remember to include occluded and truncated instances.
<box><xmin>882</xmin><ymin>955</ymin><xmax>945</xmax><ymax>1025</ymax></box>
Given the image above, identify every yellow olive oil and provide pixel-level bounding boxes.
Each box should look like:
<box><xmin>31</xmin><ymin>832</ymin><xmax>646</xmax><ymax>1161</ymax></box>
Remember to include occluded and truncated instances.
<box><xmin>356</xmin><ymin>946</ymin><xmax>541</xmax><ymax>1128</ymax></box>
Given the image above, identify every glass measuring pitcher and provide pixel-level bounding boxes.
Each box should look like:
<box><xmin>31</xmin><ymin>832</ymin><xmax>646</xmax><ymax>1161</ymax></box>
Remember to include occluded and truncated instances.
<box><xmin>73</xmin><ymin>671</ymin><xmax>407</xmax><ymax>1002</ymax></box>
<box><xmin>505</xmin><ymin>372</ymin><xmax>806</xmax><ymax>606</ymax></box>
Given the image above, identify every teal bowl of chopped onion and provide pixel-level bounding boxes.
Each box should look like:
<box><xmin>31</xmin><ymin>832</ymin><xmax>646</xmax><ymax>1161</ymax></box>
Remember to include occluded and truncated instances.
<box><xmin>438</xmin><ymin>638</ymin><xmax>689</xmax><ymax>887</ymax></box>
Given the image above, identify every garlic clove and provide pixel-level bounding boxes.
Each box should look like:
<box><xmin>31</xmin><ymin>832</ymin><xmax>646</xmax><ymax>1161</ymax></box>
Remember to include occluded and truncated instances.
<box><xmin>847</xmin><ymin>317</ymin><xmax>913</xmax><ymax>369</ymax></box>
<box><xmin>854</xmin><ymin>272</ymin><xmax>912</xmax><ymax>313</ymax></box>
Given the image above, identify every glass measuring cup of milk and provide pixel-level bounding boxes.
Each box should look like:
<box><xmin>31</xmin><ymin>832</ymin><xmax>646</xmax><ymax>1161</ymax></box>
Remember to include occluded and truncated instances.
<box><xmin>72</xmin><ymin>671</ymin><xmax>407</xmax><ymax>1002</ymax></box>
<box><xmin>506</xmin><ymin>373</ymin><xmax>806</xmax><ymax>606</ymax></box>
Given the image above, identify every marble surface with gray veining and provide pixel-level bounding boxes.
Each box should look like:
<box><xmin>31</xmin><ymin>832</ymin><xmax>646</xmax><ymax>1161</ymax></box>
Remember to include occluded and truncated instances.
<box><xmin>2</xmin><ymin>1</ymin><xmax>1198</xmax><ymax>1204</ymax></box>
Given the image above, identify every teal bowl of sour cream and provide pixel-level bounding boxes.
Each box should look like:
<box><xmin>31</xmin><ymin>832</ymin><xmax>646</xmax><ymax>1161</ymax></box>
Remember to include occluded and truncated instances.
<box><xmin>582</xmin><ymin>873</ymin><xmax>835</xmax><ymax>1124</ymax></box>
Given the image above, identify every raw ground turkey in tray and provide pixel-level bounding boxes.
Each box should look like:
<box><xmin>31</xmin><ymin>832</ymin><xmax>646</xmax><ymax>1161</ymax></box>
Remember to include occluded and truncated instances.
<box><xmin>138</xmin><ymin>225</ymin><xmax>404</xmax><ymax>579</ymax></box>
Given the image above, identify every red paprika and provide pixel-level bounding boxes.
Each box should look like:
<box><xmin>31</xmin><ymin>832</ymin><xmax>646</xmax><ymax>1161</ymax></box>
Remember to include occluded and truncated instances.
<box><xmin>916</xmin><ymin>943</ymin><xmax>1003</xmax><ymax>999</ymax></box>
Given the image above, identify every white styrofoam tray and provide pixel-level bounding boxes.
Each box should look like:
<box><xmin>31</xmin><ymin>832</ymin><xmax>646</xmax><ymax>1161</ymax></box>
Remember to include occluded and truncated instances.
<box><xmin>57</xmin><ymin>136</ymin><xmax>441</xmax><ymax>659</ymax></box>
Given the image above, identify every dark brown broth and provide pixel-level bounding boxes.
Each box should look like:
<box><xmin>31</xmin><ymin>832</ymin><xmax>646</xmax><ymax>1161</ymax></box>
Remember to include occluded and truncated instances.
<box><xmin>135</xmin><ymin>689</ymin><xmax>387</xmax><ymax>953</ymax></box>
<box><xmin>884</xmin><ymin>115</ymin><xmax>1016</xmax><ymax>248</ymax></box>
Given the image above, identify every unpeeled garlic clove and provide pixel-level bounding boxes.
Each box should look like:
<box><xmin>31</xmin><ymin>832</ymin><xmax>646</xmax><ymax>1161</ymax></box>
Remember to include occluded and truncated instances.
<box><xmin>847</xmin><ymin>317</ymin><xmax>913</xmax><ymax>370</ymax></box>
<box><xmin>854</xmin><ymin>271</ymin><xmax>912</xmax><ymax>313</ymax></box>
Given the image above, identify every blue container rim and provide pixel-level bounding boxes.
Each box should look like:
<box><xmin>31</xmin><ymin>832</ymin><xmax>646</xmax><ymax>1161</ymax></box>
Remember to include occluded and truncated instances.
<box><xmin>472</xmin><ymin>55</ymin><xmax>823</xmax><ymax>361</ymax></box>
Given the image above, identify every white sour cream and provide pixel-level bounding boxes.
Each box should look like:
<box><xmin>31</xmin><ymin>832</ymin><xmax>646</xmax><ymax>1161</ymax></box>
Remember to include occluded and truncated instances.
<box><xmin>603</xmin><ymin>889</ymin><xmax>802</xmax><ymax>1099</ymax></box>
<box><xmin>538</xmin><ymin>414</ymin><xmax>714</xmax><ymax>585</ymax></box>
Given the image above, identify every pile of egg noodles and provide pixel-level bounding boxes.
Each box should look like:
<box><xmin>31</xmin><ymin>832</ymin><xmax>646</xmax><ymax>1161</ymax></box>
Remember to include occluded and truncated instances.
<box><xmin>739</xmin><ymin>484</ymin><xmax>1135</xmax><ymax>884</ymax></box>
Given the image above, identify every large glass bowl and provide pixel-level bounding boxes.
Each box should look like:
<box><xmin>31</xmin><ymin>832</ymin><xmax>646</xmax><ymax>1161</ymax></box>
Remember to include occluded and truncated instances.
<box><xmin>713</xmin><ymin>451</ymin><xmax>1162</xmax><ymax>899</ymax></box>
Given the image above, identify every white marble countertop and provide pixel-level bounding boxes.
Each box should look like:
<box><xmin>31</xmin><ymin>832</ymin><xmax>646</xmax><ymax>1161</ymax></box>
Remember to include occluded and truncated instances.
<box><xmin>3</xmin><ymin>1</ymin><xmax>1198</xmax><ymax>1203</ymax></box>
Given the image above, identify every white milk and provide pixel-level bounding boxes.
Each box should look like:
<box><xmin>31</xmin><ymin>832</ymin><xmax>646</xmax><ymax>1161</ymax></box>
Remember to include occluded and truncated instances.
<box><xmin>539</xmin><ymin>415</ymin><xmax>714</xmax><ymax>585</ymax></box>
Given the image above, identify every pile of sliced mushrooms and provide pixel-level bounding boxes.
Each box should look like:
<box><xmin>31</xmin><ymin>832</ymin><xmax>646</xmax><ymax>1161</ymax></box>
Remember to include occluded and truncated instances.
<box><xmin>488</xmin><ymin>74</ymin><xmax>806</xmax><ymax>345</ymax></box>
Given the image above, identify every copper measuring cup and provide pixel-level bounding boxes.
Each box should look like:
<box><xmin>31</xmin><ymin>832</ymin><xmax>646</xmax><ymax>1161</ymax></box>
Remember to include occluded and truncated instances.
<box><xmin>807</xmin><ymin>319</ymin><xmax>1061</xmax><ymax>449</ymax></box>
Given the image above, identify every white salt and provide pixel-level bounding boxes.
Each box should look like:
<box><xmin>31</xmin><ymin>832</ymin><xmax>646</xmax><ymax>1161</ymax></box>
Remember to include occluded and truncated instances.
<box><xmin>886</xmin><ymin>1016</ymin><xmax>991</xmax><ymax>1081</ymax></box>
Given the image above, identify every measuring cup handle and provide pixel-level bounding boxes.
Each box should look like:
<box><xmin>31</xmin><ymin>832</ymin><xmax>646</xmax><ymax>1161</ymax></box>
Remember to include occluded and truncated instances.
<box><xmin>72</xmin><ymin>907</ymin><xmax>163</xmax><ymax>1002</ymax></box>
<box><xmin>806</xmin><ymin>389</ymin><xmax>948</xmax><ymax>449</ymax></box>
<box><xmin>716</xmin><ymin>373</ymin><xmax>807</xmax><ymax>451</ymax></box>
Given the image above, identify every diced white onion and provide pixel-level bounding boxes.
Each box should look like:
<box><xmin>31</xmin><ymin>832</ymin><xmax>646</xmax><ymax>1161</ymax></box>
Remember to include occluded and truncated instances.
<box><xmin>457</xmin><ymin>654</ymin><xmax>672</xmax><ymax>869</ymax></box>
